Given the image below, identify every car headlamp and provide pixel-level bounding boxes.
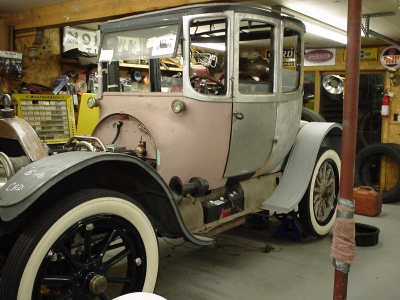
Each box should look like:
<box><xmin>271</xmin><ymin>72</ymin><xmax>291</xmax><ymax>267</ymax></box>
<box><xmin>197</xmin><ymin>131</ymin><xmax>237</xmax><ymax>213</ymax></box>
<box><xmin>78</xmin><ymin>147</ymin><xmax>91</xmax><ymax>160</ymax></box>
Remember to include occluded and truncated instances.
<box><xmin>171</xmin><ymin>99</ymin><xmax>186</xmax><ymax>114</ymax></box>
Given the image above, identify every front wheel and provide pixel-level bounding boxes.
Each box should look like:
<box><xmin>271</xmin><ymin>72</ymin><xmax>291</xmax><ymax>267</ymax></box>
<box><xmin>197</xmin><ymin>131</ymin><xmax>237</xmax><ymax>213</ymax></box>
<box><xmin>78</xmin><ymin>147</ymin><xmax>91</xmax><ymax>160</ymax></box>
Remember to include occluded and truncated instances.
<box><xmin>0</xmin><ymin>189</ymin><xmax>159</xmax><ymax>299</ymax></box>
<box><xmin>298</xmin><ymin>148</ymin><xmax>340</xmax><ymax>237</ymax></box>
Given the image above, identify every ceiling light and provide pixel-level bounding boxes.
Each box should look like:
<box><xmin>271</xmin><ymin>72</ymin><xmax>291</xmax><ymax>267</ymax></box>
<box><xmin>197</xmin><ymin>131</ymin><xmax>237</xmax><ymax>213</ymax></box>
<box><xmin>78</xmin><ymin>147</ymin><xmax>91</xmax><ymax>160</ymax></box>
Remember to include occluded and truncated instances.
<box><xmin>277</xmin><ymin>7</ymin><xmax>347</xmax><ymax>45</ymax></box>
<box><xmin>303</xmin><ymin>21</ymin><xmax>347</xmax><ymax>44</ymax></box>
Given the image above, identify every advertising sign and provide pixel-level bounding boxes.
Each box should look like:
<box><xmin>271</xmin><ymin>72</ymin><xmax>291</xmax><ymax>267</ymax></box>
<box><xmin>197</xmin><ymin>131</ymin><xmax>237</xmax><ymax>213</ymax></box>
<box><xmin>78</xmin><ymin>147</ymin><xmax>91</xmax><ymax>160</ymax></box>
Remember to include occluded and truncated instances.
<box><xmin>380</xmin><ymin>46</ymin><xmax>400</xmax><ymax>70</ymax></box>
<box><xmin>265</xmin><ymin>48</ymin><xmax>296</xmax><ymax>69</ymax></box>
<box><xmin>63</xmin><ymin>27</ymin><xmax>98</xmax><ymax>55</ymax></box>
<box><xmin>304</xmin><ymin>49</ymin><xmax>336</xmax><ymax>66</ymax></box>
<box><xmin>344</xmin><ymin>48</ymin><xmax>378</xmax><ymax>61</ymax></box>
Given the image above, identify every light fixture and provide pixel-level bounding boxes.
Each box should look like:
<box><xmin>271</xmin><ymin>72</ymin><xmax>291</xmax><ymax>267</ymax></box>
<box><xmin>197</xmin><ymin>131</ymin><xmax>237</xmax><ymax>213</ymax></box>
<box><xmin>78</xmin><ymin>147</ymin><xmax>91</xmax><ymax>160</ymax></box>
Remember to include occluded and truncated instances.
<box><xmin>171</xmin><ymin>99</ymin><xmax>186</xmax><ymax>114</ymax></box>
<box><xmin>276</xmin><ymin>7</ymin><xmax>347</xmax><ymax>45</ymax></box>
<box><xmin>322</xmin><ymin>75</ymin><xmax>345</xmax><ymax>94</ymax></box>
<box><xmin>1</xmin><ymin>94</ymin><xmax>14</xmax><ymax>118</ymax></box>
<box><xmin>87</xmin><ymin>96</ymin><xmax>100</xmax><ymax>109</ymax></box>
<box><xmin>302</xmin><ymin>21</ymin><xmax>347</xmax><ymax>44</ymax></box>
<box><xmin>388</xmin><ymin>68</ymin><xmax>400</xmax><ymax>86</ymax></box>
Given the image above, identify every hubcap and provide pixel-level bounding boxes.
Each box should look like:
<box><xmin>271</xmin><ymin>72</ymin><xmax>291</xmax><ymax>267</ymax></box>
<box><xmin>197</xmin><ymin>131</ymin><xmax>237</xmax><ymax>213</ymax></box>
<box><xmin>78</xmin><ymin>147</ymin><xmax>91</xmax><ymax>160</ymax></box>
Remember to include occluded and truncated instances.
<box><xmin>89</xmin><ymin>274</ymin><xmax>108</xmax><ymax>294</ymax></box>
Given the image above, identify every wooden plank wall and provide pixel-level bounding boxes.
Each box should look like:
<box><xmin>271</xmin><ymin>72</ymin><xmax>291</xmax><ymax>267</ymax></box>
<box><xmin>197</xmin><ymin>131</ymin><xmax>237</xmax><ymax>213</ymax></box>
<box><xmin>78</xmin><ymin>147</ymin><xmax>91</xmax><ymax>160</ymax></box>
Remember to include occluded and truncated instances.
<box><xmin>1</xmin><ymin>0</ymin><xmax>399</xmax><ymax>191</ymax></box>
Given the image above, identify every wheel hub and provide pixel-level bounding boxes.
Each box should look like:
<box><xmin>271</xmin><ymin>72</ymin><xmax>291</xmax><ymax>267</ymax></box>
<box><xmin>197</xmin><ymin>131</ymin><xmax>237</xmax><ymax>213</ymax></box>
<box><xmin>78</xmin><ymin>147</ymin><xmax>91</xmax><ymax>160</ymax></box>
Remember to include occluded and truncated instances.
<box><xmin>73</xmin><ymin>262</ymin><xmax>108</xmax><ymax>297</ymax></box>
<box><xmin>89</xmin><ymin>274</ymin><xmax>108</xmax><ymax>294</ymax></box>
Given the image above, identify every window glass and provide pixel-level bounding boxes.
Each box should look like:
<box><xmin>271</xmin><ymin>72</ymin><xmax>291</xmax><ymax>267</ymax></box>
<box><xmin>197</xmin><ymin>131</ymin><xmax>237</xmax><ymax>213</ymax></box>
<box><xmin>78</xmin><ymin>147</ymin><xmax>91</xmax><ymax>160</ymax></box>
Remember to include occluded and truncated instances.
<box><xmin>189</xmin><ymin>17</ymin><xmax>227</xmax><ymax>95</ymax></box>
<box><xmin>101</xmin><ymin>24</ymin><xmax>179</xmax><ymax>61</ymax></box>
<box><xmin>239</xmin><ymin>20</ymin><xmax>273</xmax><ymax>94</ymax></box>
<box><xmin>303</xmin><ymin>73</ymin><xmax>316</xmax><ymax>109</ymax></box>
<box><xmin>281</xmin><ymin>28</ymin><xmax>301</xmax><ymax>93</ymax></box>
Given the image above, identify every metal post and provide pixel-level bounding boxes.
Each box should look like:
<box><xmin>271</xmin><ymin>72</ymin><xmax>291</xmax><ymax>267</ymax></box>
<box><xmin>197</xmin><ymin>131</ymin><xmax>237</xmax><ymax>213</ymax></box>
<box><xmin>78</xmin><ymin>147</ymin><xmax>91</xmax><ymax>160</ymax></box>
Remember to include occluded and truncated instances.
<box><xmin>332</xmin><ymin>0</ymin><xmax>362</xmax><ymax>299</ymax></box>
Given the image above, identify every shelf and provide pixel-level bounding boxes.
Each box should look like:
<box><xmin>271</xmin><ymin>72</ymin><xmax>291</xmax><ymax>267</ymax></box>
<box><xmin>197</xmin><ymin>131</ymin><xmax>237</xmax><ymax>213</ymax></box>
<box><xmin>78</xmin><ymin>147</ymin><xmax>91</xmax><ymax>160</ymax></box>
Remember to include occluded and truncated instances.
<box><xmin>59</xmin><ymin>58</ymin><xmax>182</xmax><ymax>71</ymax></box>
<box><xmin>119</xmin><ymin>61</ymin><xmax>182</xmax><ymax>71</ymax></box>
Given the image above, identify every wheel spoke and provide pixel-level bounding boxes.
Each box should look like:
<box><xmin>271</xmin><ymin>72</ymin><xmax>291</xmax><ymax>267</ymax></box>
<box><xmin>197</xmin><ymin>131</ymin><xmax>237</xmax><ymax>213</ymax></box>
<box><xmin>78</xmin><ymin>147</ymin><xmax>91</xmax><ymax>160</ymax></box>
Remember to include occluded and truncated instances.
<box><xmin>59</xmin><ymin>244</ymin><xmax>81</xmax><ymax>271</ymax></box>
<box><xmin>42</xmin><ymin>275</ymin><xmax>73</xmax><ymax>285</ymax></box>
<box><xmin>83</xmin><ymin>224</ymin><xmax>93</xmax><ymax>259</ymax></box>
<box><xmin>96</xmin><ymin>230</ymin><xmax>119</xmax><ymax>260</ymax></box>
<box><xmin>107</xmin><ymin>276</ymin><xmax>134</xmax><ymax>284</ymax></box>
<box><xmin>104</xmin><ymin>248</ymin><xmax>131</xmax><ymax>269</ymax></box>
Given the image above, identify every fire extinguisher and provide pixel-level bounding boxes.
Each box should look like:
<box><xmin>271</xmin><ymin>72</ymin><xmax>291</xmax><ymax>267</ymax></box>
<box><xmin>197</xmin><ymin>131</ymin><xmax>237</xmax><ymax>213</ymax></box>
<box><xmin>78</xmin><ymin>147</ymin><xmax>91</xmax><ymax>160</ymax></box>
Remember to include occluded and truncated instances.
<box><xmin>381</xmin><ymin>92</ymin><xmax>390</xmax><ymax>118</ymax></box>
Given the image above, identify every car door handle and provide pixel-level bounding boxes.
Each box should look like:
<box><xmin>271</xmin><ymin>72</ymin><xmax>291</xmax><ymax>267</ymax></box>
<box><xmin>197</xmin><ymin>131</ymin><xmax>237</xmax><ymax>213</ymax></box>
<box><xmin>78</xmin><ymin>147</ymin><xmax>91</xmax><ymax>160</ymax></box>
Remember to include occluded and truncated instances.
<box><xmin>233</xmin><ymin>110</ymin><xmax>244</xmax><ymax>120</ymax></box>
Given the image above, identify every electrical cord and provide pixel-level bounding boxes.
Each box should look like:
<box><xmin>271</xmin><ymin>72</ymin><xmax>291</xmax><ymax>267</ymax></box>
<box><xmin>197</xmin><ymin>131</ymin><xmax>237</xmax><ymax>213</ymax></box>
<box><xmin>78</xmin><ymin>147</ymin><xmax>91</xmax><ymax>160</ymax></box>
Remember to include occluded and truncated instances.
<box><xmin>110</xmin><ymin>120</ymin><xmax>124</xmax><ymax>144</ymax></box>
<box><xmin>160</xmin><ymin>235</ymin><xmax>282</xmax><ymax>260</ymax></box>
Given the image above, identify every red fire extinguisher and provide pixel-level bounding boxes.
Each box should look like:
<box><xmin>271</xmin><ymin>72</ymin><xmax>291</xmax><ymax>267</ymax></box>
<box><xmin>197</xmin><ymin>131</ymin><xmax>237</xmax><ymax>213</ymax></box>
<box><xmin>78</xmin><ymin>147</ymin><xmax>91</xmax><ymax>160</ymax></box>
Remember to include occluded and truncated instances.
<box><xmin>381</xmin><ymin>92</ymin><xmax>390</xmax><ymax>118</ymax></box>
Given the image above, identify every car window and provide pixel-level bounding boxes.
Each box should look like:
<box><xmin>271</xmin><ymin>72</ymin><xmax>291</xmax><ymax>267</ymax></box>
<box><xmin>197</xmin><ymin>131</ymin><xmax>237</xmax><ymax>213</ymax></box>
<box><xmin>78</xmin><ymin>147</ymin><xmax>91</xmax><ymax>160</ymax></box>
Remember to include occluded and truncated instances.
<box><xmin>238</xmin><ymin>20</ymin><xmax>274</xmax><ymax>95</ymax></box>
<box><xmin>281</xmin><ymin>27</ymin><xmax>301</xmax><ymax>93</ymax></box>
<box><xmin>189</xmin><ymin>17</ymin><xmax>227</xmax><ymax>96</ymax></box>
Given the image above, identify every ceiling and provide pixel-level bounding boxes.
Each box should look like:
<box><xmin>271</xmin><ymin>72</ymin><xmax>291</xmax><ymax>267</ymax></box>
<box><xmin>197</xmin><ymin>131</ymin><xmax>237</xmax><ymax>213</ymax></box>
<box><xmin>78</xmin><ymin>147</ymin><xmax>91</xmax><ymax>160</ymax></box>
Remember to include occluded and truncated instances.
<box><xmin>0</xmin><ymin>0</ymin><xmax>399</xmax><ymax>48</ymax></box>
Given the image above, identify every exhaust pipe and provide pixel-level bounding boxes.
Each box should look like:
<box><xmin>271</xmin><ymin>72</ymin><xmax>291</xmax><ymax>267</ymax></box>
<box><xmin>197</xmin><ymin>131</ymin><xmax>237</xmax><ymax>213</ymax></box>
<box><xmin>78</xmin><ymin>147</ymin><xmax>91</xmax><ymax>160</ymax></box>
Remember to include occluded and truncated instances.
<box><xmin>169</xmin><ymin>176</ymin><xmax>209</xmax><ymax>205</ymax></box>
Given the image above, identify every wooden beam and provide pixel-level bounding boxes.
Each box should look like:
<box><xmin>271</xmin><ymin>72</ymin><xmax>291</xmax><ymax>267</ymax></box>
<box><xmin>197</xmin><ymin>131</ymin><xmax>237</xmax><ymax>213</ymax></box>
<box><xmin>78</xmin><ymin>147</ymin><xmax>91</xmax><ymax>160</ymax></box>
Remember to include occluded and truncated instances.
<box><xmin>3</xmin><ymin>0</ymin><xmax>217</xmax><ymax>30</ymax></box>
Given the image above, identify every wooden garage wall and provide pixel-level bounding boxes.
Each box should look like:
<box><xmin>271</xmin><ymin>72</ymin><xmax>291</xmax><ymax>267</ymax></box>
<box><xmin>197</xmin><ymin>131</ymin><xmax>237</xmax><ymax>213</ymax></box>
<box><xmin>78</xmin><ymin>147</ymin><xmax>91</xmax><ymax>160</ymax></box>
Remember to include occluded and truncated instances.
<box><xmin>1</xmin><ymin>2</ymin><xmax>399</xmax><ymax>190</ymax></box>
<box><xmin>2</xmin><ymin>28</ymin><xmax>398</xmax><ymax>145</ymax></box>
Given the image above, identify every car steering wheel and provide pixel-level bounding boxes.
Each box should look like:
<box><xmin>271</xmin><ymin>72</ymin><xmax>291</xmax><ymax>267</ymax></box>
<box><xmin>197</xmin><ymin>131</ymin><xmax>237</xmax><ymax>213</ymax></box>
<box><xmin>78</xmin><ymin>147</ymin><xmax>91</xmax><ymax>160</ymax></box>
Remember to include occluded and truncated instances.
<box><xmin>190</xmin><ymin>74</ymin><xmax>224</xmax><ymax>89</ymax></box>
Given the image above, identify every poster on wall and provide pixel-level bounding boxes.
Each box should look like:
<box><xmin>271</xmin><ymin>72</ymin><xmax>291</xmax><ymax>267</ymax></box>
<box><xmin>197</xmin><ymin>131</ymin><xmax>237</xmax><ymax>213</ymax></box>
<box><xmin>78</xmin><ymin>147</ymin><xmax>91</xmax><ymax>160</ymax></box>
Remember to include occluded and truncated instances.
<box><xmin>343</xmin><ymin>48</ymin><xmax>378</xmax><ymax>61</ymax></box>
<box><xmin>304</xmin><ymin>48</ymin><xmax>336</xmax><ymax>66</ymax></box>
<box><xmin>63</xmin><ymin>27</ymin><xmax>98</xmax><ymax>56</ymax></box>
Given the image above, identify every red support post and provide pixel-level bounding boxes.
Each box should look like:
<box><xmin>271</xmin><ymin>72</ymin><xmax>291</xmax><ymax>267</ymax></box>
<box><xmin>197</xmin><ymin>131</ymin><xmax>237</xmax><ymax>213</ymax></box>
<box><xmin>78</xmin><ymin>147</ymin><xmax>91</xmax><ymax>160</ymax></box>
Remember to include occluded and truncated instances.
<box><xmin>332</xmin><ymin>0</ymin><xmax>362</xmax><ymax>299</ymax></box>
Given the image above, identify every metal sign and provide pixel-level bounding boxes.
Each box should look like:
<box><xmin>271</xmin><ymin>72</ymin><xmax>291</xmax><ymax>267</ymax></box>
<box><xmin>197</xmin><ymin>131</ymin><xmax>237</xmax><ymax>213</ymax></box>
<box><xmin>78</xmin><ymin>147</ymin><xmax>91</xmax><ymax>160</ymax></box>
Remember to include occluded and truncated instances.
<box><xmin>380</xmin><ymin>46</ymin><xmax>400</xmax><ymax>70</ymax></box>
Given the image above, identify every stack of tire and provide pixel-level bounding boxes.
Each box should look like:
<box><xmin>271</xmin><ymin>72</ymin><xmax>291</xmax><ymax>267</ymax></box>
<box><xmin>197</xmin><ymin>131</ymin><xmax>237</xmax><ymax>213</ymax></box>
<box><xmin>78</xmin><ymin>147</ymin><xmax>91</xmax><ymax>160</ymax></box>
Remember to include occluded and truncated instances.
<box><xmin>355</xmin><ymin>143</ymin><xmax>400</xmax><ymax>203</ymax></box>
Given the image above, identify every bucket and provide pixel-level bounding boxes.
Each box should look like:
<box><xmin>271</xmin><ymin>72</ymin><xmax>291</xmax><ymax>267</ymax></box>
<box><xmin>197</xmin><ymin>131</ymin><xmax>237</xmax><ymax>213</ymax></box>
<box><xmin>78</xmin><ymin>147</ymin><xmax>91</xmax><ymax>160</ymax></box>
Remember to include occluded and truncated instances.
<box><xmin>353</xmin><ymin>186</ymin><xmax>382</xmax><ymax>217</ymax></box>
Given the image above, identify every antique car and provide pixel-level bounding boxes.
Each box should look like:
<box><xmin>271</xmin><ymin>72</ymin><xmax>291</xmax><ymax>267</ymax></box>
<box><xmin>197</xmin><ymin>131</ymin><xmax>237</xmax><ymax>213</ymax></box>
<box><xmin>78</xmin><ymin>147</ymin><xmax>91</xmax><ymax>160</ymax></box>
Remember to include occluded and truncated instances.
<box><xmin>0</xmin><ymin>3</ymin><xmax>341</xmax><ymax>299</ymax></box>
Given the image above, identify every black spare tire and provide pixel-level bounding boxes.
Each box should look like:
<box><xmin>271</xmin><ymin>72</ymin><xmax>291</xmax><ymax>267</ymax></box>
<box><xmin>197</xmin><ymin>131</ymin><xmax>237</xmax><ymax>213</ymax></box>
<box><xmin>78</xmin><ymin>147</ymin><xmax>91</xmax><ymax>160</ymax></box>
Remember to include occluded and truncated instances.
<box><xmin>355</xmin><ymin>143</ymin><xmax>400</xmax><ymax>203</ymax></box>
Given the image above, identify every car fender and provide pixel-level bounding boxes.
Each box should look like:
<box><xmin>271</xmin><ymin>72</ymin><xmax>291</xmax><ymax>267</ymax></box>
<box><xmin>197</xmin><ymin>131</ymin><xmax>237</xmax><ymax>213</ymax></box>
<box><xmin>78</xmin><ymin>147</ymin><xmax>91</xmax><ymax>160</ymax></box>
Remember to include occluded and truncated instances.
<box><xmin>260</xmin><ymin>122</ymin><xmax>342</xmax><ymax>212</ymax></box>
<box><xmin>0</xmin><ymin>151</ymin><xmax>213</xmax><ymax>246</ymax></box>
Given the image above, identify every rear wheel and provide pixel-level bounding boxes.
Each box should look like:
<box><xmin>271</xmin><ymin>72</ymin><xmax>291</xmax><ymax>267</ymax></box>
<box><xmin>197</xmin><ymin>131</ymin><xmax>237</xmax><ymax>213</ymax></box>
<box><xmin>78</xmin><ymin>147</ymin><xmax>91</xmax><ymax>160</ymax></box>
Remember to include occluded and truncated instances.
<box><xmin>0</xmin><ymin>189</ymin><xmax>159</xmax><ymax>299</ymax></box>
<box><xmin>301</xmin><ymin>107</ymin><xmax>326</xmax><ymax>122</ymax></box>
<box><xmin>298</xmin><ymin>148</ymin><xmax>340</xmax><ymax>237</ymax></box>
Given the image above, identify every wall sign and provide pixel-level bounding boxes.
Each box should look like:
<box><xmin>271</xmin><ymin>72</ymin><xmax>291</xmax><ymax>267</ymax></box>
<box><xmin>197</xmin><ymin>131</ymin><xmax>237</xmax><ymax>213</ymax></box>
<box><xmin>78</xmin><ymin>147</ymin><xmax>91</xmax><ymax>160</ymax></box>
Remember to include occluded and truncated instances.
<box><xmin>265</xmin><ymin>48</ymin><xmax>296</xmax><ymax>69</ymax></box>
<box><xmin>304</xmin><ymin>49</ymin><xmax>336</xmax><ymax>66</ymax></box>
<box><xmin>344</xmin><ymin>48</ymin><xmax>378</xmax><ymax>61</ymax></box>
<box><xmin>63</xmin><ymin>26</ymin><xmax>98</xmax><ymax>55</ymax></box>
<box><xmin>380</xmin><ymin>46</ymin><xmax>400</xmax><ymax>70</ymax></box>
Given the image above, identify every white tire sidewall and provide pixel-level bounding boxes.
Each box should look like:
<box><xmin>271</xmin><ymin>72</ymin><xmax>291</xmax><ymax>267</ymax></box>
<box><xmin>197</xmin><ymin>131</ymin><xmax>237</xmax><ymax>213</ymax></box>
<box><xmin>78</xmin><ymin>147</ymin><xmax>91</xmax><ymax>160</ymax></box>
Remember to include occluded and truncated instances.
<box><xmin>18</xmin><ymin>197</ymin><xmax>159</xmax><ymax>299</ymax></box>
<box><xmin>308</xmin><ymin>149</ymin><xmax>341</xmax><ymax>236</ymax></box>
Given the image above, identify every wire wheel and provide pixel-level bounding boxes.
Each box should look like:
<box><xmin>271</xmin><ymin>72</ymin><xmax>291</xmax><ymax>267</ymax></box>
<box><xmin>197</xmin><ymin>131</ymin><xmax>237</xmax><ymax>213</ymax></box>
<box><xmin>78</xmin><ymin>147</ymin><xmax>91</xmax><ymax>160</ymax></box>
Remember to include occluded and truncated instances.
<box><xmin>299</xmin><ymin>148</ymin><xmax>340</xmax><ymax>237</ymax></box>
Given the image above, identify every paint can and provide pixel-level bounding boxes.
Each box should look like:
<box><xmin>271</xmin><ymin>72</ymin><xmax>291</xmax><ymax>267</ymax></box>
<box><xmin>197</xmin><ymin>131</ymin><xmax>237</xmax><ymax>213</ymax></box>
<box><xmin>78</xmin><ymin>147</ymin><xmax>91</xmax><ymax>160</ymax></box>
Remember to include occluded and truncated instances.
<box><xmin>353</xmin><ymin>186</ymin><xmax>382</xmax><ymax>217</ymax></box>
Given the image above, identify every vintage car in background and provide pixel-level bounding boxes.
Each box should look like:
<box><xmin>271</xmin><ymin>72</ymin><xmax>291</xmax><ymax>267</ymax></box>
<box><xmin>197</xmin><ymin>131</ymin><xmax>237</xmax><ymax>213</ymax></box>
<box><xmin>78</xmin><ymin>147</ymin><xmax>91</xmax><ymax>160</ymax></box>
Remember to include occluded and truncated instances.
<box><xmin>0</xmin><ymin>3</ymin><xmax>341</xmax><ymax>299</ymax></box>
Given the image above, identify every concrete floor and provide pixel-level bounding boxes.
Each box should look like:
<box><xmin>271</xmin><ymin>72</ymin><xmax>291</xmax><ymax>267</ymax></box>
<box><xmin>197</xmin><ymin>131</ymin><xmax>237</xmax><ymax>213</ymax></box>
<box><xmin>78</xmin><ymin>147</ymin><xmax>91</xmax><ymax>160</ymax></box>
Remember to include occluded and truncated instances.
<box><xmin>153</xmin><ymin>201</ymin><xmax>400</xmax><ymax>300</ymax></box>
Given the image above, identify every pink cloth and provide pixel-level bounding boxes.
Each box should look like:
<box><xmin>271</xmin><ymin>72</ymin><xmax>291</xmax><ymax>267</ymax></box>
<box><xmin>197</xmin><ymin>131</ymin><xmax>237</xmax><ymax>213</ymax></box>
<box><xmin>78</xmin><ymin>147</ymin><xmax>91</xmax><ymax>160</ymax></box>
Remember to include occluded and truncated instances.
<box><xmin>330</xmin><ymin>205</ymin><xmax>356</xmax><ymax>265</ymax></box>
